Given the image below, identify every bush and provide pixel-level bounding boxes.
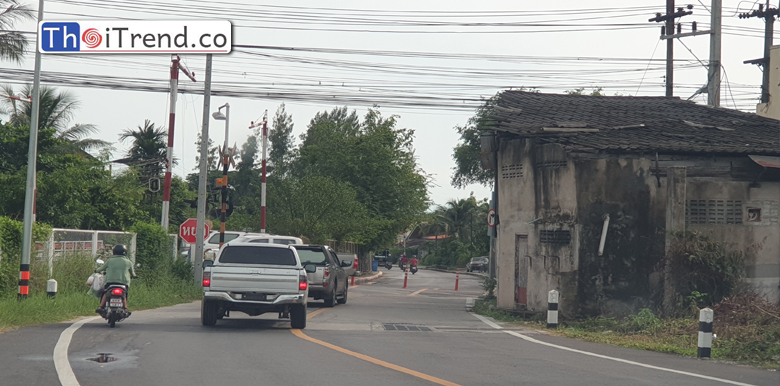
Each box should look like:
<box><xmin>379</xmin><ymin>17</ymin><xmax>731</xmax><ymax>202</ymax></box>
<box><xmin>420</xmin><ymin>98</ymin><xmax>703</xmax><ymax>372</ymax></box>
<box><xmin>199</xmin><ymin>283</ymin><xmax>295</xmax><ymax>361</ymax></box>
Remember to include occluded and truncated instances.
<box><xmin>172</xmin><ymin>258</ymin><xmax>193</xmax><ymax>282</ymax></box>
<box><xmin>0</xmin><ymin>217</ymin><xmax>51</xmax><ymax>298</ymax></box>
<box><xmin>667</xmin><ymin>231</ymin><xmax>749</xmax><ymax>309</ymax></box>
<box><xmin>131</xmin><ymin>222</ymin><xmax>174</xmax><ymax>286</ymax></box>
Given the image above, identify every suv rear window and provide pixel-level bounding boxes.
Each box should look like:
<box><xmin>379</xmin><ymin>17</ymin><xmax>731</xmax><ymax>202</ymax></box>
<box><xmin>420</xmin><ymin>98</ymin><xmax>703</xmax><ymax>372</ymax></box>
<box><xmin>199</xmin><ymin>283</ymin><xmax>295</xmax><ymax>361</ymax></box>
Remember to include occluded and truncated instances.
<box><xmin>296</xmin><ymin>248</ymin><xmax>328</xmax><ymax>265</ymax></box>
<box><xmin>208</xmin><ymin>233</ymin><xmax>240</xmax><ymax>244</ymax></box>
<box><xmin>218</xmin><ymin>246</ymin><xmax>296</xmax><ymax>265</ymax></box>
<box><xmin>273</xmin><ymin>239</ymin><xmax>298</xmax><ymax>245</ymax></box>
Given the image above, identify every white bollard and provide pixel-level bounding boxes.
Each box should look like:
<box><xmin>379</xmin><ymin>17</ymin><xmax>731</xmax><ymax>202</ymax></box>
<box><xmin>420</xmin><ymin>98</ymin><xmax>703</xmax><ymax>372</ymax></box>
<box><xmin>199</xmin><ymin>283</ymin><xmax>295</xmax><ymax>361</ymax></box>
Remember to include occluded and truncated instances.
<box><xmin>697</xmin><ymin>307</ymin><xmax>714</xmax><ymax>358</ymax></box>
<box><xmin>547</xmin><ymin>289</ymin><xmax>559</xmax><ymax>329</ymax></box>
<box><xmin>46</xmin><ymin>279</ymin><xmax>58</xmax><ymax>298</ymax></box>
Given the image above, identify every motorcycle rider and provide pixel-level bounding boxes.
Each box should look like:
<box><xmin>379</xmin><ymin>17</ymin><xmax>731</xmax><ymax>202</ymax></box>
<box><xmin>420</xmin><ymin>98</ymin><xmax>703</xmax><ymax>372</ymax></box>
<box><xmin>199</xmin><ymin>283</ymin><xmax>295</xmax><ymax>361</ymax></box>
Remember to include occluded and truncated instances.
<box><xmin>399</xmin><ymin>254</ymin><xmax>409</xmax><ymax>270</ymax></box>
<box><xmin>95</xmin><ymin>244</ymin><xmax>137</xmax><ymax>314</ymax></box>
<box><xmin>410</xmin><ymin>256</ymin><xmax>419</xmax><ymax>274</ymax></box>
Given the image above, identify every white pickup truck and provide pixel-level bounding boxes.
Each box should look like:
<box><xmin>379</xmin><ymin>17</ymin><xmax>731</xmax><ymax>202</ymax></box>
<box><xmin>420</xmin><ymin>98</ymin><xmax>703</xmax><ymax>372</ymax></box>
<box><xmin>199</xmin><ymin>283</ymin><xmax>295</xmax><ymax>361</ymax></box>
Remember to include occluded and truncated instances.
<box><xmin>201</xmin><ymin>242</ymin><xmax>315</xmax><ymax>328</ymax></box>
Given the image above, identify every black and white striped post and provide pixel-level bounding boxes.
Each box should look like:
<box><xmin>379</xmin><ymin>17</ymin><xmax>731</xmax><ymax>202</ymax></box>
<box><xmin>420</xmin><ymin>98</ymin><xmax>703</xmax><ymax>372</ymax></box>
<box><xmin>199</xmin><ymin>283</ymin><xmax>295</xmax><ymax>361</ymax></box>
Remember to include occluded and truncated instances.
<box><xmin>698</xmin><ymin>307</ymin><xmax>714</xmax><ymax>358</ymax></box>
<box><xmin>547</xmin><ymin>289</ymin><xmax>559</xmax><ymax>329</ymax></box>
<box><xmin>46</xmin><ymin>279</ymin><xmax>57</xmax><ymax>298</ymax></box>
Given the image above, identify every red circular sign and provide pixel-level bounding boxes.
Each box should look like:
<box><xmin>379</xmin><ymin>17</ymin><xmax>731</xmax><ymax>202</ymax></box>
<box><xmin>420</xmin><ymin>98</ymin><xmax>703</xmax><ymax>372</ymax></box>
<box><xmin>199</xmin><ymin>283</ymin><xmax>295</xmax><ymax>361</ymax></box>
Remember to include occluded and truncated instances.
<box><xmin>487</xmin><ymin>209</ymin><xmax>496</xmax><ymax>227</ymax></box>
<box><xmin>179</xmin><ymin>218</ymin><xmax>211</xmax><ymax>244</ymax></box>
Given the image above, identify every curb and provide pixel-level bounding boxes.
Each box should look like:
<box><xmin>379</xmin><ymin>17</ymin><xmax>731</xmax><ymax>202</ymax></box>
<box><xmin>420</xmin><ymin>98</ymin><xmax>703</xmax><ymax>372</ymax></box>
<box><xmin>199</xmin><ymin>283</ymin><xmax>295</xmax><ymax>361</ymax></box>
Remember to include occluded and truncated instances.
<box><xmin>354</xmin><ymin>271</ymin><xmax>383</xmax><ymax>284</ymax></box>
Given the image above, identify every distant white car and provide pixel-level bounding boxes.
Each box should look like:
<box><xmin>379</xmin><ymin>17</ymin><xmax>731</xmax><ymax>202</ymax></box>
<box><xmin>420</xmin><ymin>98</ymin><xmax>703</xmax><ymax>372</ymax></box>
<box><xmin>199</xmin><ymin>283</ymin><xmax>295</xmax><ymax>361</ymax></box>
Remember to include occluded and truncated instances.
<box><xmin>203</xmin><ymin>232</ymin><xmax>304</xmax><ymax>260</ymax></box>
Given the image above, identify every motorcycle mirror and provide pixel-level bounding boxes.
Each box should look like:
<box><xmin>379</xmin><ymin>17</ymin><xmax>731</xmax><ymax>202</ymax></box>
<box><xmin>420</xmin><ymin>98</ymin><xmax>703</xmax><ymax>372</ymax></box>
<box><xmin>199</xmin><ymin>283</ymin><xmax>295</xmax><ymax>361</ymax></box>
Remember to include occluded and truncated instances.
<box><xmin>96</xmin><ymin>259</ymin><xmax>105</xmax><ymax>265</ymax></box>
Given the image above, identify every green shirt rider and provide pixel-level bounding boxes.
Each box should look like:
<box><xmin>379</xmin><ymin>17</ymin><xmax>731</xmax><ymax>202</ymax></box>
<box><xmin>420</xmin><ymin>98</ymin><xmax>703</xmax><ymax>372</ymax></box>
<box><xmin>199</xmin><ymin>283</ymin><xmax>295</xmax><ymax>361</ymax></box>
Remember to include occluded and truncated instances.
<box><xmin>95</xmin><ymin>244</ymin><xmax>137</xmax><ymax>313</ymax></box>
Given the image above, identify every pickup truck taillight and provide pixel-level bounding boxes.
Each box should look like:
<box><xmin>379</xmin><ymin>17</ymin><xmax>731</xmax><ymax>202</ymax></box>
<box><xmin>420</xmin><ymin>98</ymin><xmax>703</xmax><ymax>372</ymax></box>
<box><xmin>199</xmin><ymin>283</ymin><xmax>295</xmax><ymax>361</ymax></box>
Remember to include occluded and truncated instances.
<box><xmin>203</xmin><ymin>272</ymin><xmax>211</xmax><ymax>287</ymax></box>
<box><xmin>299</xmin><ymin>274</ymin><xmax>308</xmax><ymax>291</ymax></box>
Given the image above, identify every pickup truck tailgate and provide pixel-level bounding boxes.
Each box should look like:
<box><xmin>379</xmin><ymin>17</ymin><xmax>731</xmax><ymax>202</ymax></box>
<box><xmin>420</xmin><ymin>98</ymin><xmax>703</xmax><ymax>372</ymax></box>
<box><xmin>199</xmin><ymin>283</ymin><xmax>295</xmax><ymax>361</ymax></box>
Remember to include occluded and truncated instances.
<box><xmin>210</xmin><ymin>265</ymin><xmax>301</xmax><ymax>293</ymax></box>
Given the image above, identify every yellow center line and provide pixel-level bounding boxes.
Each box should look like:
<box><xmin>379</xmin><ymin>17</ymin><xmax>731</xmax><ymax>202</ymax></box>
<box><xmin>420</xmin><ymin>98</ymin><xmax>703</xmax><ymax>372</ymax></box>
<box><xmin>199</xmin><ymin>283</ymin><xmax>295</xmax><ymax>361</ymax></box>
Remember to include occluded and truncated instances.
<box><xmin>306</xmin><ymin>308</ymin><xmax>329</xmax><ymax>320</ymax></box>
<box><xmin>291</xmin><ymin>329</ymin><xmax>463</xmax><ymax>386</ymax></box>
<box><xmin>408</xmin><ymin>288</ymin><xmax>428</xmax><ymax>297</ymax></box>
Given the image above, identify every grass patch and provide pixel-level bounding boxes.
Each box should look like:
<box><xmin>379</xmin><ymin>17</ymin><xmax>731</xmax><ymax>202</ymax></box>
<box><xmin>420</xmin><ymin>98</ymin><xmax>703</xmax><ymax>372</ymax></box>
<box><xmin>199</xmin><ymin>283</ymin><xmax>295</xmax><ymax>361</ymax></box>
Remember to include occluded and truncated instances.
<box><xmin>471</xmin><ymin>295</ymin><xmax>780</xmax><ymax>369</ymax></box>
<box><xmin>0</xmin><ymin>279</ymin><xmax>202</xmax><ymax>333</ymax></box>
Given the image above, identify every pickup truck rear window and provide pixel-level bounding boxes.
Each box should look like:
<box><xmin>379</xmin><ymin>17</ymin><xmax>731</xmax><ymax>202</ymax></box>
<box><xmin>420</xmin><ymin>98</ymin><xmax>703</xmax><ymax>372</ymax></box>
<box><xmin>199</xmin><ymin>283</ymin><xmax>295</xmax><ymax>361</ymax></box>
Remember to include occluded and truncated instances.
<box><xmin>218</xmin><ymin>246</ymin><xmax>297</xmax><ymax>265</ymax></box>
<box><xmin>296</xmin><ymin>248</ymin><xmax>328</xmax><ymax>265</ymax></box>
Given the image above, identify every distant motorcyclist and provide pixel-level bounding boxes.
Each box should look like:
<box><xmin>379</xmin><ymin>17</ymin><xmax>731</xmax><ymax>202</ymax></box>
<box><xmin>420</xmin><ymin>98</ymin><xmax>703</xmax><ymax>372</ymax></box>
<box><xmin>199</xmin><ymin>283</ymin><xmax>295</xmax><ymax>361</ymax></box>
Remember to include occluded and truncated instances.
<box><xmin>410</xmin><ymin>256</ymin><xmax>418</xmax><ymax>267</ymax></box>
<box><xmin>399</xmin><ymin>254</ymin><xmax>409</xmax><ymax>270</ymax></box>
<box><xmin>95</xmin><ymin>244</ymin><xmax>137</xmax><ymax>313</ymax></box>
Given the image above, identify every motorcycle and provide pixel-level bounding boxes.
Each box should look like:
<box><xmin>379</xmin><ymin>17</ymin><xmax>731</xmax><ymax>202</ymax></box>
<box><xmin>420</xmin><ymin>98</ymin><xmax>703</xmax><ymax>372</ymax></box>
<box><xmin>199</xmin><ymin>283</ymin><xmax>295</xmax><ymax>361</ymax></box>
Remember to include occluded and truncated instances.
<box><xmin>385</xmin><ymin>261</ymin><xmax>393</xmax><ymax>270</ymax></box>
<box><xmin>399</xmin><ymin>261</ymin><xmax>407</xmax><ymax>271</ymax></box>
<box><xmin>101</xmin><ymin>284</ymin><xmax>131</xmax><ymax>328</ymax></box>
<box><xmin>410</xmin><ymin>264</ymin><xmax>418</xmax><ymax>274</ymax></box>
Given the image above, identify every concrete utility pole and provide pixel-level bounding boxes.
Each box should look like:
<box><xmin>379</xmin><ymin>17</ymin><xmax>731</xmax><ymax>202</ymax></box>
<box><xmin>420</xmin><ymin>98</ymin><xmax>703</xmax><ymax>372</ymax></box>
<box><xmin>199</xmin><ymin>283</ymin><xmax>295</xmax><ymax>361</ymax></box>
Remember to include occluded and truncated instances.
<box><xmin>649</xmin><ymin>2</ymin><xmax>695</xmax><ymax>98</ymax></box>
<box><xmin>19</xmin><ymin>0</ymin><xmax>45</xmax><ymax>299</ymax></box>
<box><xmin>260</xmin><ymin>112</ymin><xmax>268</xmax><ymax>233</ymax></box>
<box><xmin>739</xmin><ymin>2</ymin><xmax>780</xmax><ymax>104</ymax></box>
<box><xmin>708</xmin><ymin>0</ymin><xmax>722</xmax><ymax>107</ymax></box>
<box><xmin>194</xmin><ymin>54</ymin><xmax>213</xmax><ymax>284</ymax></box>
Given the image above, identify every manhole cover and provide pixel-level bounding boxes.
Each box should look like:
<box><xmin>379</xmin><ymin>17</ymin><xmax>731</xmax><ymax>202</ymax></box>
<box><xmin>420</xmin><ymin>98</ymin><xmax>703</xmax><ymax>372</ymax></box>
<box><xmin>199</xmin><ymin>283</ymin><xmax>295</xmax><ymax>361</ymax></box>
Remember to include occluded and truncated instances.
<box><xmin>382</xmin><ymin>323</ymin><xmax>431</xmax><ymax>332</ymax></box>
<box><xmin>87</xmin><ymin>353</ymin><xmax>118</xmax><ymax>363</ymax></box>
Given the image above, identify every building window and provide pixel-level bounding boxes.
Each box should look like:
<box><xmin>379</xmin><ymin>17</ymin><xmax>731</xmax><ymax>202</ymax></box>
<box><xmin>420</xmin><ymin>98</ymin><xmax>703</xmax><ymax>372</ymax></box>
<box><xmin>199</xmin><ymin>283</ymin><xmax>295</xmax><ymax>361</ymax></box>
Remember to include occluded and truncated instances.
<box><xmin>747</xmin><ymin>208</ymin><xmax>762</xmax><ymax>222</ymax></box>
<box><xmin>539</xmin><ymin>230</ymin><xmax>571</xmax><ymax>245</ymax></box>
<box><xmin>537</xmin><ymin>160</ymin><xmax>567</xmax><ymax>169</ymax></box>
<box><xmin>686</xmin><ymin>200</ymin><xmax>743</xmax><ymax>225</ymax></box>
<box><xmin>501</xmin><ymin>164</ymin><xmax>523</xmax><ymax>179</ymax></box>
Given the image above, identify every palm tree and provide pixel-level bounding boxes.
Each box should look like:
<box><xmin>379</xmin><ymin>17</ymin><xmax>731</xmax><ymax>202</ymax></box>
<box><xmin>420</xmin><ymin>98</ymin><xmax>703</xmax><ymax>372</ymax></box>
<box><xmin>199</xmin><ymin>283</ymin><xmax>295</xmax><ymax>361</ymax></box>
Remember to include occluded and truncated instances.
<box><xmin>118</xmin><ymin>119</ymin><xmax>168</xmax><ymax>179</ymax></box>
<box><xmin>1</xmin><ymin>84</ymin><xmax>109</xmax><ymax>153</ymax></box>
<box><xmin>0</xmin><ymin>1</ymin><xmax>33</xmax><ymax>63</ymax></box>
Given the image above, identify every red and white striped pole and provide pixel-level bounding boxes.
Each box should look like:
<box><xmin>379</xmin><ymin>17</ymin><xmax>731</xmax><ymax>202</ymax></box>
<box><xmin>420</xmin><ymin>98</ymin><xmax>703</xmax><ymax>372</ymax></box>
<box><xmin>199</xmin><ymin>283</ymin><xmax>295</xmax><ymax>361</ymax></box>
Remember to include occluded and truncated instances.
<box><xmin>161</xmin><ymin>55</ymin><xmax>195</xmax><ymax>231</ymax></box>
<box><xmin>403</xmin><ymin>265</ymin><xmax>408</xmax><ymax>288</ymax></box>
<box><xmin>455</xmin><ymin>268</ymin><xmax>460</xmax><ymax>291</ymax></box>
<box><xmin>260</xmin><ymin>111</ymin><xmax>268</xmax><ymax>233</ymax></box>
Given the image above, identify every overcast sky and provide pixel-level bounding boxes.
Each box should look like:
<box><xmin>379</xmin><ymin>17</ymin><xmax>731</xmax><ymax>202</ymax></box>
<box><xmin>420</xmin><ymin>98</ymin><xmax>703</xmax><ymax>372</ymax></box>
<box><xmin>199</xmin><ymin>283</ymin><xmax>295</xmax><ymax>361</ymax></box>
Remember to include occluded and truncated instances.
<box><xmin>1</xmin><ymin>0</ymin><xmax>775</xmax><ymax>208</ymax></box>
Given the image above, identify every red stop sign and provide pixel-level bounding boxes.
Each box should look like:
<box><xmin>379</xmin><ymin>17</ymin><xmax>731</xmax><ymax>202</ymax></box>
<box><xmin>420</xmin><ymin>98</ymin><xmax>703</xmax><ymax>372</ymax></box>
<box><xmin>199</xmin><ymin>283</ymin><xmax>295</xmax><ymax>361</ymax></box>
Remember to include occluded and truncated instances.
<box><xmin>179</xmin><ymin>218</ymin><xmax>211</xmax><ymax>244</ymax></box>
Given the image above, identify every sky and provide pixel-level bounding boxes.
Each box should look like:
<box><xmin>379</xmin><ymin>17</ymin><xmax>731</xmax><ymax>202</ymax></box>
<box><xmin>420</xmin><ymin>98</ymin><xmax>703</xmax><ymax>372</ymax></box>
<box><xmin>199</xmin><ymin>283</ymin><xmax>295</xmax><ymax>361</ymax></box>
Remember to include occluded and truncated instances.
<box><xmin>0</xmin><ymin>0</ymin><xmax>776</xmax><ymax>208</ymax></box>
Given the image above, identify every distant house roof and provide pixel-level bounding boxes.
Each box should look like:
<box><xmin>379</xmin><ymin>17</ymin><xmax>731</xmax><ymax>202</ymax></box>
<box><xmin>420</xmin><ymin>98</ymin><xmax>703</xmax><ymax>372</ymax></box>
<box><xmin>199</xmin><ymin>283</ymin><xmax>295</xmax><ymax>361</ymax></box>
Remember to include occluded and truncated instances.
<box><xmin>489</xmin><ymin>91</ymin><xmax>780</xmax><ymax>156</ymax></box>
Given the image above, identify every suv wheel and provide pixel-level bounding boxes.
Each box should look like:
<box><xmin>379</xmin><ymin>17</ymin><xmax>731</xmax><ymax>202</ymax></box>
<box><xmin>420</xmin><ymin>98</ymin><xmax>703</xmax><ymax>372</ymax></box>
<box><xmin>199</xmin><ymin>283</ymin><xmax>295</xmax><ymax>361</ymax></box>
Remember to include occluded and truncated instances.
<box><xmin>337</xmin><ymin>282</ymin><xmax>348</xmax><ymax>304</ymax></box>
<box><xmin>290</xmin><ymin>304</ymin><xmax>306</xmax><ymax>329</ymax></box>
<box><xmin>201</xmin><ymin>300</ymin><xmax>218</xmax><ymax>326</ymax></box>
<box><xmin>324</xmin><ymin>283</ymin><xmax>337</xmax><ymax>307</ymax></box>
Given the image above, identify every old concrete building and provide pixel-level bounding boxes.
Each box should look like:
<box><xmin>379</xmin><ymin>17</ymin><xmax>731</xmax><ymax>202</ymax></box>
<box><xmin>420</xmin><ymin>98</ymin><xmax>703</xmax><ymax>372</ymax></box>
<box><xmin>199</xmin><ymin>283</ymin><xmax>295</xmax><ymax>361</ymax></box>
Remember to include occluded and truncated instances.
<box><xmin>487</xmin><ymin>91</ymin><xmax>780</xmax><ymax>316</ymax></box>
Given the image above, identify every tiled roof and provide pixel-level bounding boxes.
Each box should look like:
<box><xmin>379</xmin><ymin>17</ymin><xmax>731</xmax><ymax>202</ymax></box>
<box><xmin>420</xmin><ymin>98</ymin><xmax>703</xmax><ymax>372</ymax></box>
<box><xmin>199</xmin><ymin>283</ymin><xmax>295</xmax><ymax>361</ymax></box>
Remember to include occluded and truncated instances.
<box><xmin>490</xmin><ymin>91</ymin><xmax>780</xmax><ymax>155</ymax></box>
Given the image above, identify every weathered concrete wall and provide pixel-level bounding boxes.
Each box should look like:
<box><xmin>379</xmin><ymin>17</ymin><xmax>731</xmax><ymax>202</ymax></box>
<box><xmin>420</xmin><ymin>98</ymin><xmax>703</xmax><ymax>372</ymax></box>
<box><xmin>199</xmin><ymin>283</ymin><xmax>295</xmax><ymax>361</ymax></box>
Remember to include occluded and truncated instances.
<box><xmin>496</xmin><ymin>139</ymin><xmax>579</xmax><ymax>316</ymax></box>
<box><xmin>573</xmin><ymin>156</ymin><xmax>666</xmax><ymax>316</ymax></box>
<box><xmin>497</xmin><ymin>140</ymin><xmax>780</xmax><ymax>315</ymax></box>
<box><xmin>686</xmin><ymin>179</ymin><xmax>780</xmax><ymax>303</ymax></box>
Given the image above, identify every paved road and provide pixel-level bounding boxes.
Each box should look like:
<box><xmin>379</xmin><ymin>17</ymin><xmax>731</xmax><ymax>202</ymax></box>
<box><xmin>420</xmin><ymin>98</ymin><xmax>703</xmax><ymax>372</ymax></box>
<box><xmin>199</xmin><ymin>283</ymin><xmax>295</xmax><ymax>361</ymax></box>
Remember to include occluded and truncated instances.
<box><xmin>0</xmin><ymin>268</ymin><xmax>777</xmax><ymax>386</ymax></box>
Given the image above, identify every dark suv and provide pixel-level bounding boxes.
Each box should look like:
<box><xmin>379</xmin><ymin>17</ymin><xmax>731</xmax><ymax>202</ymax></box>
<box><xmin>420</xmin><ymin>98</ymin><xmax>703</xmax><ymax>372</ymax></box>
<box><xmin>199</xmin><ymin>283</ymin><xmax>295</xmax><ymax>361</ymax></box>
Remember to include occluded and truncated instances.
<box><xmin>294</xmin><ymin>245</ymin><xmax>355</xmax><ymax>307</ymax></box>
<box><xmin>466</xmin><ymin>257</ymin><xmax>489</xmax><ymax>273</ymax></box>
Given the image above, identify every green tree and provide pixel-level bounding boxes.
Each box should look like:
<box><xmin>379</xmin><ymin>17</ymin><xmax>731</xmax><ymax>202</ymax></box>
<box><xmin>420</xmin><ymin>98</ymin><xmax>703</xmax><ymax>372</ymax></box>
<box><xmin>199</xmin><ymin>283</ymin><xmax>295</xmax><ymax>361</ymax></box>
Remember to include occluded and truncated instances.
<box><xmin>565</xmin><ymin>87</ymin><xmax>604</xmax><ymax>96</ymax></box>
<box><xmin>269</xmin><ymin>103</ymin><xmax>295</xmax><ymax>175</ymax></box>
<box><xmin>1</xmin><ymin>85</ymin><xmax>109</xmax><ymax>153</ymax></box>
<box><xmin>0</xmin><ymin>1</ymin><xmax>33</xmax><ymax>64</ymax></box>
<box><xmin>451</xmin><ymin>94</ymin><xmax>499</xmax><ymax>189</ymax></box>
<box><xmin>294</xmin><ymin>106</ymin><xmax>428</xmax><ymax>250</ymax></box>
<box><xmin>118</xmin><ymin>119</ymin><xmax>167</xmax><ymax>181</ymax></box>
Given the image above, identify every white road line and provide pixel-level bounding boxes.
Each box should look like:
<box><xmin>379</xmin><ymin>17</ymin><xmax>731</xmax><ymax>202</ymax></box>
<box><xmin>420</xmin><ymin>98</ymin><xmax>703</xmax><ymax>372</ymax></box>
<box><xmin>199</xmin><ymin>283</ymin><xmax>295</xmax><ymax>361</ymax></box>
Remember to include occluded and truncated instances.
<box><xmin>470</xmin><ymin>312</ymin><xmax>503</xmax><ymax>330</ymax></box>
<box><xmin>470</xmin><ymin>313</ymin><xmax>756</xmax><ymax>386</ymax></box>
<box><xmin>54</xmin><ymin>316</ymin><xmax>99</xmax><ymax>386</ymax></box>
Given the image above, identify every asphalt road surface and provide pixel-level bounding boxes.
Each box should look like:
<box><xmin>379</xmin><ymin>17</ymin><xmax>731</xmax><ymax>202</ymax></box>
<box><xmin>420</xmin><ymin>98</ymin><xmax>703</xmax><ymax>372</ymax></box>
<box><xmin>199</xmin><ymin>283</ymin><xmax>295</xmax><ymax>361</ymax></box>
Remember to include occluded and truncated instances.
<box><xmin>0</xmin><ymin>268</ymin><xmax>777</xmax><ymax>386</ymax></box>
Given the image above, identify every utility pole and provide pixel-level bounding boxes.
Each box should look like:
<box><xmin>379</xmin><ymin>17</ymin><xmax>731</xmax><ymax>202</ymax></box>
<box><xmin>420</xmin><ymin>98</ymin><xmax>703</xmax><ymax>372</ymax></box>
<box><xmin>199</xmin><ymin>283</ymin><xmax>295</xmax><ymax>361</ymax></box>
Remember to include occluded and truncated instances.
<box><xmin>649</xmin><ymin>2</ymin><xmax>695</xmax><ymax>97</ymax></box>
<box><xmin>708</xmin><ymin>0</ymin><xmax>722</xmax><ymax>107</ymax></box>
<box><xmin>19</xmin><ymin>0</ymin><xmax>45</xmax><ymax>300</ymax></box>
<box><xmin>161</xmin><ymin>55</ymin><xmax>196</xmax><ymax>232</ymax></box>
<box><xmin>740</xmin><ymin>2</ymin><xmax>780</xmax><ymax>104</ymax></box>
<box><xmin>194</xmin><ymin>54</ymin><xmax>212</xmax><ymax>284</ymax></box>
<box><xmin>248</xmin><ymin>112</ymin><xmax>268</xmax><ymax>233</ymax></box>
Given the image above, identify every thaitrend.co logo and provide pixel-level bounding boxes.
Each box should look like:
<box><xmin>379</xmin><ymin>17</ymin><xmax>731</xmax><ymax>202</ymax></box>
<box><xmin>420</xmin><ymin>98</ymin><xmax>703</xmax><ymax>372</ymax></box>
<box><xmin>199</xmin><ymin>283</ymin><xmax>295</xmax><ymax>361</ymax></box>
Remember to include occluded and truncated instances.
<box><xmin>39</xmin><ymin>20</ymin><xmax>232</xmax><ymax>54</ymax></box>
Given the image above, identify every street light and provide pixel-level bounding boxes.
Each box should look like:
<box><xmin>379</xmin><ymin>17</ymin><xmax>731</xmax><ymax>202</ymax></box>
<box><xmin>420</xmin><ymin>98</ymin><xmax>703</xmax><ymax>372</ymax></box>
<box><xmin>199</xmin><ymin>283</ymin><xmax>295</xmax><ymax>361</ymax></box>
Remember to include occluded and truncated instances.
<box><xmin>212</xmin><ymin>103</ymin><xmax>230</xmax><ymax>250</ymax></box>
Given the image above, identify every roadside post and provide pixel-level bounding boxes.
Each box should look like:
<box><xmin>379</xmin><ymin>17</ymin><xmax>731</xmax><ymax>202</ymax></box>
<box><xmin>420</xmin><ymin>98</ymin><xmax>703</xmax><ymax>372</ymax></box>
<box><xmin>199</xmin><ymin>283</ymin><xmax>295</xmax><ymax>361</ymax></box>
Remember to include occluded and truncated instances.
<box><xmin>455</xmin><ymin>268</ymin><xmax>460</xmax><ymax>291</ymax></box>
<box><xmin>547</xmin><ymin>290</ymin><xmax>559</xmax><ymax>328</ymax></box>
<box><xmin>698</xmin><ymin>308</ymin><xmax>714</xmax><ymax>358</ymax></box>
<box><xmin>46</xmin><ymin>279</ymin><xmax>57</xmax><ymax>298</ymax></box>
<box><xmin>403</xmin><ymin>266</ymin><xmax>408</xmax><ymax>288</ymax></box>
